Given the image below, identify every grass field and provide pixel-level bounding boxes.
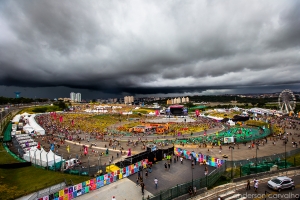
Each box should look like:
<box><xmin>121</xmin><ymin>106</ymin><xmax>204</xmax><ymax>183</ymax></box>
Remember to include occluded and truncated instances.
<box><xmin>0</xmin><ymin>145</ymin><xmax>19</xmax><ymax>164</ymax></box>
<box><xmin>0</xmin><ymin>167</ymin><xmax>89</xmax><ymax>200</ymax></box>
<box><xmin>20</xmin><ymin>105</ymin><xmax>62</xmax><ymax>114</ymax></box>
<box><xmin>0</xmin><ymin>145</ymin><xmax>88</xmax><ymax>200</ymax></box>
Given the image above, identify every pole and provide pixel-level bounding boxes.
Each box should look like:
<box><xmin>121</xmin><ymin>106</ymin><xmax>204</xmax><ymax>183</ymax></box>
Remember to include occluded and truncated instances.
<box><xmin>285</xmin><ymin>139</ymin><xmax>287</xmax><ymax>169</ymax></box>
<box><xmin>192</xmin><ymin>166</ymin><xmax>194</xmax><ymax>188</ymax></box>
<box><xmin>34</xmin><ymin>149</ymin><xmax>38</xmax><ymax>166</ymax></box>
<box><xmin>46</xmin><ymin>152</ymin><xmax>49</xmax><ymax>170</ymax></box>
<box><xmin>88</xmin><ymin>156</ymin><xmax>90</xmax><ymax>175</ymax></box>
<box><xmin>256</xmin><ymin>145</ymin><xmax>258</xmax><ymax>174</ymax></box>
<box><xmin>240</xmin><ymin>166</ymin><xmax>242</xmax><ymax>177</ymax></box>
<box><xmin>229</xmin><ymin>146</ymin><xmax>234</xmax><ymax>179</ymax></box>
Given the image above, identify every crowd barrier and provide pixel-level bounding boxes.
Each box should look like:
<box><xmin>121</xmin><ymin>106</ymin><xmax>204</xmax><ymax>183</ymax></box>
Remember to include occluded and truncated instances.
<box><xmin>2</xmin><ymin>143</ymin><xmax>26</xmax><ymax>163</ymax></box>
<box><xmin>174</xmin><ymin>147</ymin><xmax>225</xmax><ymax>167</ymax></box>
<box><xmin>35</xmin><ymin>159</ymin><xmax>149</xmax><ymax>200</ymax></box>
<box><xmin>146</xmin><ymin>148</ymin><xmax>226</xmax><ymax>200</ymax></box>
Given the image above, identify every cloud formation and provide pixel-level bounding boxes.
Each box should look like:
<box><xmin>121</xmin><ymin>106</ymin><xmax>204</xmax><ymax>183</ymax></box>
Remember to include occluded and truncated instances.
<box><xmin>0</xmin><ymin>0</ymin><xmax>299</xmax><ymax>98</ymax></box>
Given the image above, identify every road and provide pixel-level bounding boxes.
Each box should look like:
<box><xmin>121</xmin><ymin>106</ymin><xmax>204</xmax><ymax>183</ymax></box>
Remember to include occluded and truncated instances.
<box><xmin>213</xmin><ymin>174</ymin><xmax>300</xmax><ymax>200</ymax></box>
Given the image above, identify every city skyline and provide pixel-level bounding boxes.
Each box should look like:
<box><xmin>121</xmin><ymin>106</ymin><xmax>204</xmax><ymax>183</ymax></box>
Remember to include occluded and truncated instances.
<box><xmin>0</xmin><ymin>1</ymin><xmax>300</xmax><ymax>99</ymax></box>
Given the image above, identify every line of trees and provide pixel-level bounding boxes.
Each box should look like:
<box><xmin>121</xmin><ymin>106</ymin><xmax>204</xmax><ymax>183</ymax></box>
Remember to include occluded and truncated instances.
<box><xmin>0</xmin><ymin>96</ymin><xmax>49</xmax><ymax>105</ymax></box>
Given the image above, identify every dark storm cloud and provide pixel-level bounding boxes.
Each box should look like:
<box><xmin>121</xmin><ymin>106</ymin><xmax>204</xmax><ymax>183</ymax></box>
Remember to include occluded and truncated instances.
<box><xmin>0</xmin><ymin>0</ymin><xmax>300</xmax><ymax>98</ymax></box>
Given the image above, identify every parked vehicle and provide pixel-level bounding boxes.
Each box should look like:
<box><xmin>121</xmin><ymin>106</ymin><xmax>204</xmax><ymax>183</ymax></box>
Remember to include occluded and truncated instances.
<box><xmin>267</xmin><ymin>176</ymin><xmax>295</xmax><ymax>192</ymax></box>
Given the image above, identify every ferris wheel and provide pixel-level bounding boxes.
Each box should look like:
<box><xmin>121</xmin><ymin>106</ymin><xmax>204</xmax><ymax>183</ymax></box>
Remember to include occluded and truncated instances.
<box><xmin>278</xmin><ymin>89</ymin><xmax>296</xmax><ymax>114</ymax></box>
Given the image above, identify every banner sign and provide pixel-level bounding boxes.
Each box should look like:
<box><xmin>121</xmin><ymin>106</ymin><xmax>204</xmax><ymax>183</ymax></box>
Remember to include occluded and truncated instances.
<box><xmin>174</xmin><ymin>147</ymin><xmax>224</xmax><ymax>167</ymax></box>
<box><xmin>45</xmin><ymin>159</ymin><xmax>148</xmax><ymax>200</ymax></box>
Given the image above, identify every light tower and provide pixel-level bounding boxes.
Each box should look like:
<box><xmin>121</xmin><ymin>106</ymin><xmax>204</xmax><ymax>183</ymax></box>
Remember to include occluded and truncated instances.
<box><xmin>14</xmin><ymin>91</ymin><xmax>21</xmax><ymax>98</ymax></box>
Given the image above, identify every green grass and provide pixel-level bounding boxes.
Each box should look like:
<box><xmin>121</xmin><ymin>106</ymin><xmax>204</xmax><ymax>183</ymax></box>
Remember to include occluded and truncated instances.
<box><xmin>287</xmin><ymin>153</ymin><xmax>300</xmax><ymax>166</ymax></box>
<box><xmin>21</xmin><ymin>105</ymin><xmax>62</xmax><ymax>114</ymax></box>
<box><xmin>0</xmin><ymin>145</ymin><xmax>20</xmax><ymax>164</ymax></box>
<box><xmin>0</xmin><ymin>145</ymin><xmax>88</xmax><ymax>200</ymax></box>
<box><xmin>0</xmin><ymin>167</ymin><xmax>89</xmax><ymax>200</ymax></box>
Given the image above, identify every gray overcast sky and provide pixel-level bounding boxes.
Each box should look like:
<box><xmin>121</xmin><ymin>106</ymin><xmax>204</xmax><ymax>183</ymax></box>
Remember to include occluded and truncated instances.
<box><xmin>0</xmin><ymin>0</ymin><xmax>300</xmax><ymax>99</ymax></box>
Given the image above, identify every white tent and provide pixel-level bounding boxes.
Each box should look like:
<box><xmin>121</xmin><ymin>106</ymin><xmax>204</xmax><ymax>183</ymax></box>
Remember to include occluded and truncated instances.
<box><xmin>28</xmin><ymin>114</ymin><xmax>45</xmax><ymax>135</ymax></box>
<box><xmin>23</xmin><ymin>124</ymin><xmax>34</xmax><ymax>132</ymax></box>
<box><xmin>12</xmin><ymin>124</ymin><xmax>17</xmax><ymax>131</ymax></box>
<box><xmin>23</xmin><ymin>149</ymin><xmax>63</xmax><ymax>167</ymax></box>
<box><xmin>21</xmin><ymin>112</ymin><xmax>30</xmax><ymax>116</ymax></box>
<box><xmin>206</xmin><ymin>115</ymin><xmax>224</xmax><ymax>121</ymax></box>
<box><xmin>12</xmin><ymin>114</ymin><xmax>21</xmax><ymax>123</ymax></box>
<box><xmin>227</xmin><ymin>120</ymin><xmax>236</xmax><ymax>126</ymax></box>
<box><xmin>47</xmin><ymin>150</ymin><xmax>63</xmax><ymax>167</ymax></box>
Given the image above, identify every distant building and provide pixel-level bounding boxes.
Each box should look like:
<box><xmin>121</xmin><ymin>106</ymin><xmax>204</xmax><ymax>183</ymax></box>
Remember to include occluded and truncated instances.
<box><xmin>119</xmin><ymin>98</ymin><xmax>124</xmax><ymax>104</ymax></box>
<box><xmin>70</xmin><ymin>92</ymin><xmax>76</xmax><ymax>102</ymax></box>
<box><xmin>124</xmin><ymin>96</ymin><xmax>134</xmax><ymax>104</ymax></box>
<box><xmin>167</xmin><ymin>97</ymin><xmax>189</xmax><ymax>105</ymax></box>
<box><xmin>75</xmin><ymin>93</ymin><xmax>81</xmax><ymax>102</ymax></box>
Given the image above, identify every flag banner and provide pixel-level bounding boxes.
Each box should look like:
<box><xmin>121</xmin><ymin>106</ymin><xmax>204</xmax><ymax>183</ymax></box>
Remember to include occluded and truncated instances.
<box><xmin>174</xmin><ymin>147</ymin><xmax>224</xmax><ymax>167</ymax></box>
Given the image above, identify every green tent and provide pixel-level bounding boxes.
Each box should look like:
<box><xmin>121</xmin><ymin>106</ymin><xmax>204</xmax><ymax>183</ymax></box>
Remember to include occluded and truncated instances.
<box><xmin>3</xmin><ymin>122</ymin><xmax>12</xmax><ymax>142</ymax></box>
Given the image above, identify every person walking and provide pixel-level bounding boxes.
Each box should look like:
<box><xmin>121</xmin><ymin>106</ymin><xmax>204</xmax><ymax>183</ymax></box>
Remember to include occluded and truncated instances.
<box><xmin>246</xmin><ymin>179</ymin><xmax>250</xmax><ymax>190</ymax></box>
<box><xmin>253</xmin><ymin>179</ymin><xmax>258</xmax><ymax>192</ymax></box>
<box><xmin>168</xmin><ymin>162</ymin><xmax>171</xmax><ymax>170</ymax></box>
<box><xmin>164</xmin><ymin>162</ymin><xmax>168</xmax><ymax>170</ymax></box>
<box><xmin>254</xmin><ymin>181</ymin><xmax>258</xmax><ymax>192</ymax></box>
<box><xmin>136</xmin><ymin>177</ymin><xmax>140</xmax><ymax>187</ymax></box>
<box><xmin>145</xmin><ymin>170</ymin><xmax>148</xmax><ymax>178</ymax></box>
<box><xmin>154</xmin><ymin>178</ymin><xmax>158</xmax><ymax>189</ymax></box>
<box><xmin>204</xmin><ymin>166</ymin><xmax>208</xmax><ymax>176</ymax></box>
<box><xmin>140</xmin><ymin>181</ymin><xmax>145</xmax><ymax>195</ymax></box>
<box><xmin>180</xmin><ymin>157</ymin><xmax>183</xmax><ymax>164</ymax></box>
<box><xmin>191</xmin><ymin>160</ymin><xmax>195</xmax><ymax>169</ymax></box>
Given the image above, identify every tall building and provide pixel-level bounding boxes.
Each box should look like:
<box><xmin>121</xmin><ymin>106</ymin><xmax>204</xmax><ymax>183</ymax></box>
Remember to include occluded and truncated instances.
<box><xmin>70</xmin><ymin>92</ymin><xmax>76</xmax><ymax>102</ymax></box>
<box><xmin>166</xmin><ymin>97</ymin><xmax>189</xmax><ymax>105</ymax></box>
<box><xmin>75</xmin><ymin>93</ymin><xmax>81</xmax><ymax>102</ymax></box>
<box><xmin>124</xmin><ymin>96</ymin><xmax>134</xmax><ymax>104</ymax></box>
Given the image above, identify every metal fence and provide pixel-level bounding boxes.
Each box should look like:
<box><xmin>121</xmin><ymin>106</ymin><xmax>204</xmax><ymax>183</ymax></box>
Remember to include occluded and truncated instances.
<box><xmin>225</xmin><ymin>148</ymin><xmax>300</xmax><ymax>169</ymax></box>
<box><xmin>193</xmin><ymin>168</ymin><xmax>300</xmax><ymax>200</ymax></box>
<box><xmin>28</xmin><ymin>181</ymin><xmax>67</xmax><ymax>200</ymax></box>
<box><xmin>147</xmin><ymin>147</ymin><xmax>300</xmax><ymax>200</ymax></box>
<box><xmin>147</xmin><ymin>164</ymin><xmax>226</xmax><ymax>200</ymax></box>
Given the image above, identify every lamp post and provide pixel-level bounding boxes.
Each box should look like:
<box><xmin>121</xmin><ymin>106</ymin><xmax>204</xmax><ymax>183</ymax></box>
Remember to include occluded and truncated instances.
<box><xmin>284</xmin><ymin>138</ymin><xmax>287</xmax><ymax>168</ymax></box>
<box><xmin>46</xmin><ymin>151</ymin><xmax>49</xmax><ymax>170</ymax></box>
<box><xmin>229</xmin><ymin>146</ymin><xmax>234</xmax><ymax>179</ymax></box>
<box><xmin>192</xmin><ymin>163</ymin><xmax>194</xmax><ymax>188</ymax></box>
<box><xmin>255</xmin><ymin>144</ymin><xmax>259</xmax><ymax>174</ymax></box>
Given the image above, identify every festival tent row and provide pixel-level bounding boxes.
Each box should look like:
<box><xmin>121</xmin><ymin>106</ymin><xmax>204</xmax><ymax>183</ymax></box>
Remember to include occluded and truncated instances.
<box><xmin>227</xmin><ymin>119</ymin><xmax>235</xmax><ymax>126</ymax></box>
<box><xmin>205</xmin><ymin>115</ymin><xmax>224</xmax><ymax>121</ymax></box>
<box><xmin>23</xmin><ymin>148</ymin><xmax>63</xmax><ymax>167</ymax></box>
<box><xmin>28</xmin><ymin>114</ymin><xmax>45</xmax><ymax>135</ymax></box>
<box><xmin>23</xmin><ymin>124</ymin><xmax>34</xmax><ymax>133</ymax></box>
<box><xmin>21</xmin><ymin>112</ymin><xmax>31</xmax><ymax>116</ymax></box>
<box><xmin>12</xmin><ymin>114</ymin><xmax>21</xmax><ymax>123</ymax></box>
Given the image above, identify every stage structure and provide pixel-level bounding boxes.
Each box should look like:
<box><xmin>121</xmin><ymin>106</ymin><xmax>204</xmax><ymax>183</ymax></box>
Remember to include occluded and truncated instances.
<box><xmin>166</xmin><ymin>105</ymin><xmax>188</xmax><ymax>116</ymax></box>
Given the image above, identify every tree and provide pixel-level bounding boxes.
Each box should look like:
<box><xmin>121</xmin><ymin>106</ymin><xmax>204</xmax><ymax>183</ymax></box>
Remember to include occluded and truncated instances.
<box><xmin>257</xmin><ymin>102</ymin><xmax>266</xmax><ymax>108</ymax></box>
<box><xmin>185</xmin><ymin>102</ymin><xmax>194</xmax><ymax>108</ymax></box>
<box><xmin>53</xmin><ymin>101</ymin><xmax>68</xmax><ymax>110</ymax></box>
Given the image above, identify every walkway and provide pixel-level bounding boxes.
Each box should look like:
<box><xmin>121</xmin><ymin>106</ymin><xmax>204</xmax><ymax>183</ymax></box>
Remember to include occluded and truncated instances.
<box><xmin>76</xmin><ymin>157</ymin><xmax>215</xmax><ymax>200</ymax></box>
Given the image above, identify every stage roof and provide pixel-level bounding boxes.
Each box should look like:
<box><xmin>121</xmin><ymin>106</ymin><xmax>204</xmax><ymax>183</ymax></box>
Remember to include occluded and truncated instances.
<box><xmin>169</xmin><ymin>105</ymin><xmax>184</xmax><ymax>108</ymax></box>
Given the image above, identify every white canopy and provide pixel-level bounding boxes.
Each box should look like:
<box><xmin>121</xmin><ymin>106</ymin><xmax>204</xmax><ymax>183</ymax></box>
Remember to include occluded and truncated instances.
<box><xmin>21</xmin><ymin>112</ymin><xmax>30</xmax><ymax>116</ymax></box>
<box><xmin>23</xmin><ymin>124</ymin><xmax>33</xmax><ymax>131</ymax></box>
<box><xmin>206</xmin><ymin>115</ymin><xmax>224</xmax><ymax>121</ymax></box>
<box><xmin>23</xmin><ymin>149</ymin><xmax>63</xmax><ymax>167</ymax></box>
<box><xmin>227</xmin><ymin>120</ymin><xmax>236</xmax><ymax>126</ymax></box>
<box><xmin>12</xmin><ymin>114</ymin><xmax>21</xmax><ymax>123</ymax></box>
<box><xmin>28</xmin><ymin>114</ymin><xmax>45</xmax><ymax>135</ymax></box>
